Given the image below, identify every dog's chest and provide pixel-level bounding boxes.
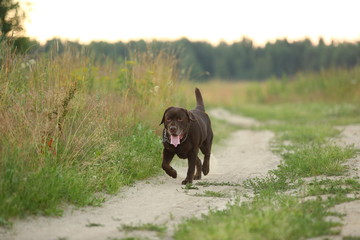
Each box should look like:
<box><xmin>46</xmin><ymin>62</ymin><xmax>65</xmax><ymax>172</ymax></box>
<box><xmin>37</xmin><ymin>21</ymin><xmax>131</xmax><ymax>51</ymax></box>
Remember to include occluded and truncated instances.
<box><xmin>176</xmin><ymin>151</ymin><xmax>188</xmax><ymax>159</ymax></box>
<box><xmin>164</xmin><ymin>143</ymin><xmax>190</xmax><ymax>159</ymax></box>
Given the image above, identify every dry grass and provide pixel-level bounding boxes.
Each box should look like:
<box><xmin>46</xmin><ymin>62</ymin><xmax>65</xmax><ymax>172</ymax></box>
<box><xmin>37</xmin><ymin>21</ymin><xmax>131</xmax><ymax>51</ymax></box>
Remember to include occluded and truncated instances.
<box><xmin>0</xmin><ymin>41</ymin><xmax>187</xmax><ymax>220</ymax></box>
<box><xmin>0</xmin><ymin>42</ymin><xmax>186</xmax><ymax>163</ymax></box>
<box><xmin>182</xmin><ymin>80</ymin><xmax>250</xmax><ymax>109</ymax></box>
<box><xmin>183</xmin><ymin>67</ymin><xmax>360</xmax><ymax>109</ymax></box>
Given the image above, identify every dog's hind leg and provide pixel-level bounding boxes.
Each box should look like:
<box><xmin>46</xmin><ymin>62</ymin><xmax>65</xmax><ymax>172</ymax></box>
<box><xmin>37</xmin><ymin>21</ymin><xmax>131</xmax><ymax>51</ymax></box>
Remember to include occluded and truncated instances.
<box><xmin>202</xmin><ymin>154</ymin><xmax>210</xmax><ymax>176</ymax></box>
<box><xmin>182</xmin><ymin>151</ymin><xmax>198</xmax><ymax>185</ymax></box>
<box><xmin>200</xmin><ymin>140</ymin><xmax>212</xmax><ymax>176</ymax></box>
<box><xmin>194</xmin><ymin>156</ymin><xmax>202</xmax><ymax>180</ymax></box>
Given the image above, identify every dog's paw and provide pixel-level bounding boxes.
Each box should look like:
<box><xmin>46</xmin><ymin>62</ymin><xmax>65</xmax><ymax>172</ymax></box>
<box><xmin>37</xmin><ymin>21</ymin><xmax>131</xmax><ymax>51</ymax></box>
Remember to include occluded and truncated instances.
<box><xmin>181</xmin><ymin>179</ymin><xmax>193</xmax><ymax>185</ymax></box>
<box><xmin>169</xmin><ymin>169</ymin><xmax>177</xmax><ymax>179</ymax></box>
<box><xmin>194</xmin><ymin>175</ymin><xmax>201</xmax><ymax>180</ymax></box>
<box><xmin>202</xmin><ymin>163</ymin><xmax>209</xmax><ymax>176</ymax></box>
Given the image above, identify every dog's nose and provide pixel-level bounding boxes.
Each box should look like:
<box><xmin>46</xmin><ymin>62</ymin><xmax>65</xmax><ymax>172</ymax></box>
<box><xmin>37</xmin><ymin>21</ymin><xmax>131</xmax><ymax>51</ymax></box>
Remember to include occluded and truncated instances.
<box><xmin>169</xmin><ymin>126</ymin><xmax>177</xmax><ymax>132</ymax></box>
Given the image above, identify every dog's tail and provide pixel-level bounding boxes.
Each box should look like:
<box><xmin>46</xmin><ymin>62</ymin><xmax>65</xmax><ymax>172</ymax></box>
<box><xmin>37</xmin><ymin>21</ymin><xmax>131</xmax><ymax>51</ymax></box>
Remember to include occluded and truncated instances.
<box><xmin>195</xmin><ymin>88</ymin><xmax>205</xmax><ymax>112</ymax></box>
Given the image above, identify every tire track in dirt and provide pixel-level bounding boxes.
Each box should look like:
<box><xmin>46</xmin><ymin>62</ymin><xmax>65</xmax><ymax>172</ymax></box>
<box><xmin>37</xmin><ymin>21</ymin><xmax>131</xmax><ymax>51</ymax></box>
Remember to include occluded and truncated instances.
<box><xmin>2</xmin><ymin>109</ymin><xmax>281</xmax><ymax>240</ymax></box>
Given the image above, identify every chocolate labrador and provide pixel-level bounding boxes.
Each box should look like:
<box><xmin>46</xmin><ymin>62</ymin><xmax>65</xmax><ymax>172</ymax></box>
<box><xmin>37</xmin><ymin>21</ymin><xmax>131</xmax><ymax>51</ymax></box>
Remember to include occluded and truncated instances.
<box><xmin>160</xmin><ymin>88</ymin><xmax>213</xmax><ymax>185</ymax></box>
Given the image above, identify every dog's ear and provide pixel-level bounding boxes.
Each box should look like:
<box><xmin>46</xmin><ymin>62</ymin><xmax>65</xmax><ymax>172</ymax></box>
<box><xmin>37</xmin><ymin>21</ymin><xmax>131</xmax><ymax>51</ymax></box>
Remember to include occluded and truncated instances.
<box><xmin>160</xmin><ymin>107</ymin><xmax>173</xmax><ymax>125</ymax></box>
<box><xmin>187</xmin><ymin>110</ymin><xmax>196</xmax><ymax>122</ymax></box>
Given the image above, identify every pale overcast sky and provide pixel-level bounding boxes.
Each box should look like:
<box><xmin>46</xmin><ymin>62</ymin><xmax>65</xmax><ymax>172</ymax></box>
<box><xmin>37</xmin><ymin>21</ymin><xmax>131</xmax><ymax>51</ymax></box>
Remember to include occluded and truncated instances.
<box><xmin>20</xmin><ymin>0</ymin><xmax>360</xmax><ymax>45</ymax></box>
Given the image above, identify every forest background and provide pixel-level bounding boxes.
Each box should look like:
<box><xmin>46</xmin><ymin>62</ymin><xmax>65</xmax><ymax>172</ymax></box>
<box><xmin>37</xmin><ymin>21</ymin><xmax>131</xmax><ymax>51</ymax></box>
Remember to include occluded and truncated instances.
<box><xmin>14</xmin><ymin>36</ymin><xmax>360</xmax><ymax>81</ymax></box>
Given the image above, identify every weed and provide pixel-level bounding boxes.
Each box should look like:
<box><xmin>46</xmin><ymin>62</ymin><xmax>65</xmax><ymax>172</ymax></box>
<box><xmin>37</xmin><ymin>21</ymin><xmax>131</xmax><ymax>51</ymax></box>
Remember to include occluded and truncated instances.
<box><xmin>120</xmin><ymin>223</ymin><xmax>167</xmax><ymax>234</ymax></box>
<box><xmin>307</xmin><ymin>178</ymin><xmax>360</xmax><ymax>196</ymax></box>
<box><xmin>194</xmin><ymin>190</ymin><xmax>227</xmax><ymax>198</ymax></box>
<box><xmin>196</xmin><ymin>181</ymin><xmax>241</xmax><ymax>187</ymax></box>
<box><xmin>57</xmin><ymin>237</ymin><xmax>68</xmax><ymax>240</ymax></box>
<box><xmin>243</xmin><ymin>170</ymin><xmax>298</xmax><ymax>194</ymax></box>
<box><xmin>183</xmin><ymin>184</ymin><xmax>199</xmax><ymax>190</ymax></box>
<box><xmin>86</xmin><ymin>222</ymin><xmax>104</xmax><ymax>227</ymax></box>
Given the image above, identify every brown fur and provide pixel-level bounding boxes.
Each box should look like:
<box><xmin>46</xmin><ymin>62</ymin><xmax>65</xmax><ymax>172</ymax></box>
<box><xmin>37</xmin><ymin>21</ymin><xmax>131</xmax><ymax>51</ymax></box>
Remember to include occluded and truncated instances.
<box><xmin>160</xmin><ymin>88</ymin><xmax>213</xmax><ymax>184</ymax></box>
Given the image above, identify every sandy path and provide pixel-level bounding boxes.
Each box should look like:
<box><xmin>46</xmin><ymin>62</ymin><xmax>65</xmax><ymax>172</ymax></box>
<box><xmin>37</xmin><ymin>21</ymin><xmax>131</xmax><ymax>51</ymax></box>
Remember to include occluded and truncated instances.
<box><xmin>208</xmin><ymin>108</ymin><xmax>261</xmax><ymax>127</ymax></box>
<box><xmin>1</xmin><ymin>109</ymin><xmax>280</xmax><ymax>240</ymax></box>
<box><xmin>329</xmin><ymin>125</ymin><xmax>360</xmax><ymax>238</ymax></box>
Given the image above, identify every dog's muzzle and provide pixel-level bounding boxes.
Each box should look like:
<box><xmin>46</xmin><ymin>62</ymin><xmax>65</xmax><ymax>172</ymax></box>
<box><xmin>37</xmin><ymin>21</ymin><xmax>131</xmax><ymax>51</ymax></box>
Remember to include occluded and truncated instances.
<box><xmin>163</xmin><ymin>129</ymin><xmax>185</xmax><ymax>148</ymax></box>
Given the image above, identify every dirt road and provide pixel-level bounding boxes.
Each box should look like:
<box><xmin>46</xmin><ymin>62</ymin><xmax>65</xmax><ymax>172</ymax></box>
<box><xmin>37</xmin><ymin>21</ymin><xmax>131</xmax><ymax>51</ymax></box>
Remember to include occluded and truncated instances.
<box><xmin>2</xmin><ymin>110</ymin><xmax>359</xmax><ymax>240</ymax></box>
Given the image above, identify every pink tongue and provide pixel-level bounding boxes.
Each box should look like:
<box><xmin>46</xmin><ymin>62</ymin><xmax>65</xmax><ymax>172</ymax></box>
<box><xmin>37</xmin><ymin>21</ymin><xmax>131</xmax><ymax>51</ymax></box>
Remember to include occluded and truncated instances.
<box><xmin>170</xmin><ymin>135</ymin><xmax>180</xmax><ymax>147</ymax></box>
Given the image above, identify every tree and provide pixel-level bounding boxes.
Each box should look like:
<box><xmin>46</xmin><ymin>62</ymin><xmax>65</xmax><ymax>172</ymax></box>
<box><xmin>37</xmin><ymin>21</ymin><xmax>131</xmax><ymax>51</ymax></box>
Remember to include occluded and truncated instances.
<box><xmin>0</xmin><ymin>0</ymin><xmax>25</xmax><ymax>40</ymax></box>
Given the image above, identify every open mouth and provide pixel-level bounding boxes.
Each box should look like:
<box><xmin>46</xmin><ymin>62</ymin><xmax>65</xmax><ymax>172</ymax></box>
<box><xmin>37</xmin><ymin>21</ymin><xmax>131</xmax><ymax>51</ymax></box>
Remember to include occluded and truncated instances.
<box><xmin>170</xmin><ymin>132</ymin><xmax>183</xmax><ymax>147</ymax></box>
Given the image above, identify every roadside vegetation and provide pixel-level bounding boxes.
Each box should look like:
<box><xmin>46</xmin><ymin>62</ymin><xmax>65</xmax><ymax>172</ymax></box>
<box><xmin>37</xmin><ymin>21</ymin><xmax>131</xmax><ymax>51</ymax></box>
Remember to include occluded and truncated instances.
<box><xmin>175</xmin><ymin>67</ymin><xmax>360</xmax><ymax>239</ymax></box>
<box><xmin>0</xmin><ymin>41</ymin><xmax>189</xmax><ymax>223</ymax></box>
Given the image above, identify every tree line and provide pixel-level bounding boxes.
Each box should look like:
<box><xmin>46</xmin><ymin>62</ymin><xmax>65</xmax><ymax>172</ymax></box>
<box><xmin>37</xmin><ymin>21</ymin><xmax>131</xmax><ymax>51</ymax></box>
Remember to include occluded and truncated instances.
<box><xmin>21</xmin><ymin>37</ymin><xmax>359</xmax><ymax>81</ymax></box>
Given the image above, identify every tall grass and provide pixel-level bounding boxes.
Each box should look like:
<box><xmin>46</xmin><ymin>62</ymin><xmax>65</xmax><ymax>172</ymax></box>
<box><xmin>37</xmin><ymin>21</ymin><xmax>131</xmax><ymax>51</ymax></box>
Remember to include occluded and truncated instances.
<box><xmin>246</xmin><ymin>67</ymin><xmax>360</xmax><ymax>103</ymax></box>
<box><xmin>0</xmin><ymin>41</ymin><xmax>187</xmax><ymax>220</ymax></box>
<box><xmin>190</xmin><ymin>67</ymin><xmax>360</xmax><ymax>109</ymax></box>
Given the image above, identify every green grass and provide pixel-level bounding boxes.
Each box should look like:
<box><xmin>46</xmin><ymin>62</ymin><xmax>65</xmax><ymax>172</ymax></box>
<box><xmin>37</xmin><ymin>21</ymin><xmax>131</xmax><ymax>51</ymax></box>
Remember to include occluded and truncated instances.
<box><xmin>243</xmin><ymin>170</ymin><xmax>294</xmax><ymax>195</ymax></box>
<box><xmin>0</xmin><ymin>124</ymin><xmax>162</xmax><ymax>220</ymax></box>
<box><xmin>267</xmin><ymin>122</ymin><xmax>339</xmax><ymax>145</ymax></box>
<box><xmin>236</xmin><ymin>103</ymin><xmax>360</xmax><ymax>123</ymax></box>
<box><xmin>242</xmin><ymin>106</ymin><xmax>358</xmax><ymax>195</ymax></box>
<box><xmin>307</xmin><ymin>178</ymin><xmax>360</xmax><ymax>196</ymax></box>
<box><xmin>280</xmin><ymin>145</ymin><xmax>357</xmax><ymax>177</ymax></box>
<box><xmin>243</xmin><ymin>144</ymin><xmax>358</xmax><ymax>195</ymax></box>
<box><xmin>175</xmin><ymin>195</ymin><xmax>340</xmax><ymax>240</ymax></box>
<box><xmin>183</xmin><ymin>183</ymin><xmax>199</xmax><ymax>190</ymax></box>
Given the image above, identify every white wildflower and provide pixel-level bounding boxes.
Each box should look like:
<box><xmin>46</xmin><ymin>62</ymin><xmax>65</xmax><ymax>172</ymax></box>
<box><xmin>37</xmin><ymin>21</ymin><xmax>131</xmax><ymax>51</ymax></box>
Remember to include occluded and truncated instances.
<box><xmin>28</xmin><ymin>59</ymin><xmax>36</xmax><ymax>65</ymax></box>
<box><xmin>154</xmin><ymin>85</ymin><xmax>159</xmax><ymax>93</ymax></box>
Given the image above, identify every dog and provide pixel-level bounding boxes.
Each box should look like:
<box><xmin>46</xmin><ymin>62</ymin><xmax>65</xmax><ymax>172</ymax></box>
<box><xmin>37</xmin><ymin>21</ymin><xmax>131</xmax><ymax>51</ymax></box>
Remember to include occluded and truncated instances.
<box><xmin>160</xmin><ymin>88</ymin><xmax>213</xmax><ymax>185</ymax></box>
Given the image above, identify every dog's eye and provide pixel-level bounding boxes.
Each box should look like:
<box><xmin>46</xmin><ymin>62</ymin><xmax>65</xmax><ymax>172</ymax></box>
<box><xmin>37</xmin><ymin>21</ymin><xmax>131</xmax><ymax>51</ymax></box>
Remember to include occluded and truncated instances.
<box><xmin>166</xmin><ymin>118</ymin><xmax>171</xmax><ymax>122</ymax></box>
<box><xmin>177</xmin><ymin>118</ymin><xmax>183</xmax><ymax>122</ymax></box>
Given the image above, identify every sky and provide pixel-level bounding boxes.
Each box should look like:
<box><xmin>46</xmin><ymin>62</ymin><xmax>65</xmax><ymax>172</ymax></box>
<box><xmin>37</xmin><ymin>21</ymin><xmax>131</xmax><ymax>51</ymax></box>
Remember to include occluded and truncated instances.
<box><xmin>19</xmin><ymin>0</ymin><xmax>360</xmax><ymax>46</ymax></box>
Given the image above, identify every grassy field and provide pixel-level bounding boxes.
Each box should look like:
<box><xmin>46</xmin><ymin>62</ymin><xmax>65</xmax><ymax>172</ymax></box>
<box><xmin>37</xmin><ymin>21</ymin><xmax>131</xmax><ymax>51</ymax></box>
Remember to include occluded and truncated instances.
<box><xmin>175</xmin><ymin>68</ymin><xmax>360</xmax><ymax>239</ymax></box>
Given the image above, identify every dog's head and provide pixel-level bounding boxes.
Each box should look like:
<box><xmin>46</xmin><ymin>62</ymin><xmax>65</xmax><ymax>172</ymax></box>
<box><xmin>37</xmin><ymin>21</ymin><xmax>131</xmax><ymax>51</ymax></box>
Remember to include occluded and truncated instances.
<box><xmin>160</xmin><ymin>107</ymin><xmax>196</xmax><ymax>147</ymax></box>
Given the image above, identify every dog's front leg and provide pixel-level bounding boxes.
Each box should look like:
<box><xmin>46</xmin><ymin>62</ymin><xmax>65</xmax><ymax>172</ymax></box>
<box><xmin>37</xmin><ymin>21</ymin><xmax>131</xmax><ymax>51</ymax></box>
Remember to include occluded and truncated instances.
<box><xmin>162</xmin><ymin>149</ymin><xmax>177</xmax><ymax>178</ymax></box>
<box><xmin>182</xmin><ymin>151</ymin><xmax>197</xmax><ymax>185</ymax></box>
